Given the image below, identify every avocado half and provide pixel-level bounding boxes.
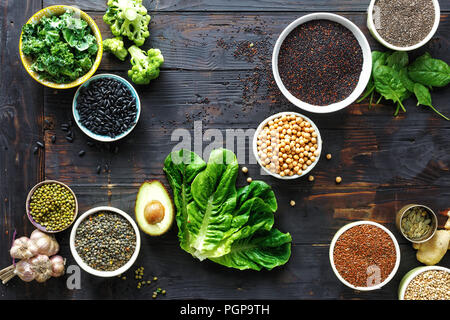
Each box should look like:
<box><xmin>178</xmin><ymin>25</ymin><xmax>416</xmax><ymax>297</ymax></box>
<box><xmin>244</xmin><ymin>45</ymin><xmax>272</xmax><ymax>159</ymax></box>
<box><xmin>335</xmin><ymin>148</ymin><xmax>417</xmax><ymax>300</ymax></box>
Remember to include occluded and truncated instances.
<box><xmin>135</xmin><ymin>180</ymin><xmax>174</xmax><ymax>236</ymax></box>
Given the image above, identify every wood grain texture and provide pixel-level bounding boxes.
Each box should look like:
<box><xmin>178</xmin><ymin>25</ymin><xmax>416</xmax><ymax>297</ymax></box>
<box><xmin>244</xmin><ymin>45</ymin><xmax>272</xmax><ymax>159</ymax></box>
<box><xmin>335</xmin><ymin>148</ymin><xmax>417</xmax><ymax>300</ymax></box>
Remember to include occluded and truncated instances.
<box><xmin>76</xmin><ymin>12</ymin><xmax>450</xmax><ymax>71</ymax></box>
<box><xmin>1</xmin><ymin>0</ymin><xmax>450</xmax><ymax>301</ymax></box>
<box><xmin>43</xmin><ymin>0</ymin><xmax>450</xmax><ymax>12</ymax></box>
<box><xmin>0</xmin><ymin>0</ymin><xmax>43</xmax><ymax>270</ymax></box>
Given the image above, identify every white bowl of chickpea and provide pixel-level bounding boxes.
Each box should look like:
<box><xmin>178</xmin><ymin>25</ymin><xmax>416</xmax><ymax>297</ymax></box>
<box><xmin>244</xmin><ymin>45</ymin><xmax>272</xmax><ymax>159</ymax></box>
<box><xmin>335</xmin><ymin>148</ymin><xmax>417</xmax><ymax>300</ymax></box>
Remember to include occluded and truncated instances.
<box><xmin>253</xmin><ymin>112</ymin><xmax>322</xmax><ymax>179</ymax></box>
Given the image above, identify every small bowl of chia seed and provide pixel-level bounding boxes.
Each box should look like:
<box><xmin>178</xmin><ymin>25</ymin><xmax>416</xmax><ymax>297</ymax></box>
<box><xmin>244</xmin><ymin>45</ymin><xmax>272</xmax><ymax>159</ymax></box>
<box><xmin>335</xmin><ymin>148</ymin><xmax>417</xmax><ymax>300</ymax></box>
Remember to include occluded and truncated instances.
<box><xmin>367</xmin><ymin>0</ymin><xmax>440</xmax><ymax>51</ymax></box>
<box><xmin>72</xmin><ymin>73</ymin><xmax>141</xmax><ymax>142</ymax></box>
<box><xmin>70</xmin><ymin>206</ymin><xmax>141</xmax><ymax>277</ymax></box>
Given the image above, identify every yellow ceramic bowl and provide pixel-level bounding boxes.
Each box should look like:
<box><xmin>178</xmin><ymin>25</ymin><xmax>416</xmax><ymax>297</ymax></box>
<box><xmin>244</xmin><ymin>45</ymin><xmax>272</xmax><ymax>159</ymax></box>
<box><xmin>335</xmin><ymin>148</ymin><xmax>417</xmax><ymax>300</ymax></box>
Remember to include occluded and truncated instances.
<box><xmin>19</xmin><ymin>5</ymin><xmax>103</xmax><ymax>89</ymax></box>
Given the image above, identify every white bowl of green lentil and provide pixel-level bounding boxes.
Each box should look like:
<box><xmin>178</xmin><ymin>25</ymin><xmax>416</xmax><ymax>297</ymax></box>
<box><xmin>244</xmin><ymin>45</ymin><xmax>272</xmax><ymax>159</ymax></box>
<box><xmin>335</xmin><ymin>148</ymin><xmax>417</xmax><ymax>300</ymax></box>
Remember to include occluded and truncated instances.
<box><xmin>398</xmin><ymin>266</ymin><xmax>450</xmax><ymax>300</ymax></box>
<box><xmin>329</xmin><ymin>221</ymin><xmax>401</xmax><ymax>291</ymax></box>
<box><xmin>69</xmin><ymin>206</ymin><xmax>141</xmax><ymax>277</ymax></box>
<box><xmin>26</xmin><ymin>180</ymin><xmax>78</xmax><ymax>233</ymax></box>
<box><xmin>272</xmin><ymin>13</ymin><xmax>372</xmax><ymax>114</ymax></box>
<box><xmin>367</xmin><ymin>0</ymin><xmax>441</xmax><ymax>51</ymax></box>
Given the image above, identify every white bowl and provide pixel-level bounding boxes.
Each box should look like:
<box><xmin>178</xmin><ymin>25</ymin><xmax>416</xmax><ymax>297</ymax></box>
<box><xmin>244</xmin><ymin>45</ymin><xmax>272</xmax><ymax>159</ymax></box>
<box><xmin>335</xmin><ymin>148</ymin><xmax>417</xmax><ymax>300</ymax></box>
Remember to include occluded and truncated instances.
<box><xmin>70</xmin><ymin>206</ymin><xmax>141</xmax><ymax>277</ymax></box>
<box><xmin>398</xmin><ymin>266</ymin><xmax>450</xmax><ymax>300</ymax></box>
<box><xmin>272</xmin><ymin>13</ymin><xmax>372</xmax><ymax>114</ymax></box>
<box><xmin>72</xmin><ymin>73</ymin><xmax>141</xmax><ymax>142</ymax></box>
<box><xmin>367</xmin><ymin>0</ymin><xmax>440</xmax><ymax>51</ymax></box>
<box><xmin>252</xmin><ymin>111</ymin><xmax>322</xmax><ymax>180</ymax></box>
<box><xmin>329</xmin><ymin>220</ymin><xmax>401</xmax><ymax>291</ymax></box>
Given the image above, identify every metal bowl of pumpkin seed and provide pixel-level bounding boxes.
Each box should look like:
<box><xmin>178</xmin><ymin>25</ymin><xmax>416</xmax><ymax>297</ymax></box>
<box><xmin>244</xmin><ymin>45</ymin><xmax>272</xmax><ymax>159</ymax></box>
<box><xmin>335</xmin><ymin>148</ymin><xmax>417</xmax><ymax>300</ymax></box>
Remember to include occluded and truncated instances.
<box><xmin>395</xmin><ymin>204</ymin><xmax>437</xmax><ymax>243</ymax></box>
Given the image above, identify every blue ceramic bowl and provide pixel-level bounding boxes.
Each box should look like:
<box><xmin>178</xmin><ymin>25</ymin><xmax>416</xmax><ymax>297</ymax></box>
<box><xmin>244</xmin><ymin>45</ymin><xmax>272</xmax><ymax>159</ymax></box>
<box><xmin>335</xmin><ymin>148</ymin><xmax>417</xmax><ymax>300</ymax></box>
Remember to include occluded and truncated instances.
<box><xmin>72</xmin><ymin>73</ymin><xmax>141</xmax><ymax>142</ymax></box>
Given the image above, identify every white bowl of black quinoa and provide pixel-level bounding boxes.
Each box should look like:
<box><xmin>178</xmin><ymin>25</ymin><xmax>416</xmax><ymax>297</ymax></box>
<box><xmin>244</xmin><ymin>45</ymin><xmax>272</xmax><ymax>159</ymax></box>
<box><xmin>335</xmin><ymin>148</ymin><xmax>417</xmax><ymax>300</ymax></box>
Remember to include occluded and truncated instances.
<box><xmin>367</xmin><ymin>0</ymin><xmax>440</xmax><ymax>51</ymax></box>
<box><xmin>72</xmin><ymin>73</ymin><xmax>141</xmax><ymax>142</ymax></box>
<box><xmin>70</xmin><ymin>206</ymin><xmax>141</xmax><ymax>277</ymax></box>
<box><xmin>272</xmin><ymin>13</ymin><xmax>372</xmax><ymax>114</ymax></box>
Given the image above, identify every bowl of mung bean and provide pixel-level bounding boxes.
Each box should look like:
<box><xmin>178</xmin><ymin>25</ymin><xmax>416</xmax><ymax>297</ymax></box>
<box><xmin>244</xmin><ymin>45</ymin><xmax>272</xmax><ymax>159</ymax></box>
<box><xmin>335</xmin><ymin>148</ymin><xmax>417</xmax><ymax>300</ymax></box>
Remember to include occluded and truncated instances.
<box><xmin>26</xmin><ymin>180</ymin><xmax>78</xmax><ymax>233</ymax></box>
<box><xmin>253</xmin><ymin>112</ymin><xmax>322</xmax><ymax>179</ymax></box>
<box><xmin>69</xmin><ymin>206</ymin><xmax>141</xmax><ymax>277</ymax></box>
<box><xmin>398</xmin><ymin>266</ymin><xmax>450</xmax><ymax>300</ymax></box>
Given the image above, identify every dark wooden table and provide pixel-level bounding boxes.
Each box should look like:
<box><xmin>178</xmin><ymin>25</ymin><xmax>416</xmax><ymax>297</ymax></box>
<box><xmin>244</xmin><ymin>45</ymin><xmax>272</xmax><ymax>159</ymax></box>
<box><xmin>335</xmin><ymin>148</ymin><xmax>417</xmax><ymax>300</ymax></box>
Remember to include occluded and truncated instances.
<box><xmin>1</xmin><ymin>0</ymin><xmax>449</xmax><ymax>300</ymax></box>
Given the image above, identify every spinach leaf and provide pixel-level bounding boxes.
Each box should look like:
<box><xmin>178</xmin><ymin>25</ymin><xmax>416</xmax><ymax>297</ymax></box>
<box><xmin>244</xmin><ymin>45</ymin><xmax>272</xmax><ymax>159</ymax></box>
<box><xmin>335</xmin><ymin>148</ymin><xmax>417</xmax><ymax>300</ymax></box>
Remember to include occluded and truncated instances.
<box><xmin>373</xmin><ymin>65</ymin><xmax>408</xmax><ymax>114</ymax></box>
<box><xmin>398</xmin><ymin>67</ymin><xmax>415</xmax><ymax>93</ymax></box>
<box><xmin>408</xmin><ymin>53</ymin><xmax>450</xmax><ymax>88</ymax></box>
<box><xmin>414</xmin><ymin>83</ymin><xmax>449</xmax><ymax>120</ymax></box>
<box><xmin>387</xmin><ymin>51</ymin><xmax>408</xmax><ymax>71</ymax></box>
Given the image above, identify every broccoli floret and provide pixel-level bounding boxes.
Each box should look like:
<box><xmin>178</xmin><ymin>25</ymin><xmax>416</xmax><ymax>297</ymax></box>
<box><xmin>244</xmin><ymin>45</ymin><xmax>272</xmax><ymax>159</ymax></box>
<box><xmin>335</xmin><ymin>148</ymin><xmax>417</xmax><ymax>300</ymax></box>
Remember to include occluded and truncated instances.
<box><xmin>127</xmin><ymin>45</ymin><xmax>164</xmax><ymax>85</ymax></box>
<box><xmin>103</xmin><ymin>37</ymin><xmax>128</xmax><ymax>61</ymax></box>
<box><xmin>103</xmin><ymin>0</ymin><xmax>151</xmax><ymax>46</ymax></box>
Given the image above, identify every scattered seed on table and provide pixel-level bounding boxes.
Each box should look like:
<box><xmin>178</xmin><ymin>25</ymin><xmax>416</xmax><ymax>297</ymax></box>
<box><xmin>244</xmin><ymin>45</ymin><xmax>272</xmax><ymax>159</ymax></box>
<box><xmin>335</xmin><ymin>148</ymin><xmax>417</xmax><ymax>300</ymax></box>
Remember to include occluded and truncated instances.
<box><xmin>336</xmin><ymin>176</ymin><xmax>342</xmax><ymax>184</ymax></box>
<box><xmin>326</xmin><ymin>153</ymin><xmax>332</xmax><ymax>160</ymax></box>
<box><xmin>96</xmin><ymin>165</ymin><xmax>101</xmax><ymax>174</ymax></box>
<box><xmin>78</xmin><ymin>150</ymin><xmax>85</xmax><ymax>157</ymax></box>
<box><xmin>247</xmin><ymin>177</ymin><xmax>252</xmax><ymax>183</ymax></box>
<box><xmin>36</xmin><ymin>141</ymin><xmax>44</xmax><ymax>148</ymax></box>
<box><xmin>290</xmin><ymin>200</ymin><xmax>296</xmax><ymax>207</ymax></box>
<box><xmin>308</xmin><ymin>175</ymin><xmax>315</xmax><ymax>182</ymax></box>
<box><xmin>66</xmin><ymin>136</ymin><xmax>73</xmax><ymax>143</ymax></box>
<box><xmin>33</xmin><ymin>146</ymin><xmax>39</xmax><ymax>154</ymax></box>
<box><xmin>51</xmin><ymin>135</ymin><xmax>56</xmax><ymax>144</ymax></box>
<box><xmin>241</xmin><ymin>167</ymin><xmax>248</xmax><ymax>174</ymax></box>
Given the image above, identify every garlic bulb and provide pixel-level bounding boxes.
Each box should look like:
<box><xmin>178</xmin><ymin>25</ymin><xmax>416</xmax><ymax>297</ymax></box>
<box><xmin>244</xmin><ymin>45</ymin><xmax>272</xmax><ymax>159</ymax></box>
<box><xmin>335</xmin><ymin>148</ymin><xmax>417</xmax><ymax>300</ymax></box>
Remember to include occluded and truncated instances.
<box><xmin>50</xmin><ymin>255</ymin><xmax>65</xmax><ymax>277</ymax></box>
<box><xmin>10</xmin><ymin>236</ymin><xmax>39</xmax><ymax>260</ymax></box>
<box><xmin>15</xmin><ymin>259</ymin><xmax>35</xmax><ymax>282</ymax></box>
<box><xmin>30</xmin><ymin>229</ymin><xmax>59</xmax><ymax>256</ymax></box>
<box><xmin>29</xmin><ymin>255</ymin><xmax>52</xmax><ymax>283</ymax></box>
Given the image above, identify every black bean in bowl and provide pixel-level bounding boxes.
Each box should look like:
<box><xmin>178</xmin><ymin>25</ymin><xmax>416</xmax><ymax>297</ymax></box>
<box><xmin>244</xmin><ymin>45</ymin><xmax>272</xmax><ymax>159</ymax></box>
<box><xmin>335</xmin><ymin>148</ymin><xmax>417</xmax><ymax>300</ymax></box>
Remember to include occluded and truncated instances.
<box><xmin>73</xmin><ymin>75</ymin><xmax>140</xmax><ymax>141</ymax></box>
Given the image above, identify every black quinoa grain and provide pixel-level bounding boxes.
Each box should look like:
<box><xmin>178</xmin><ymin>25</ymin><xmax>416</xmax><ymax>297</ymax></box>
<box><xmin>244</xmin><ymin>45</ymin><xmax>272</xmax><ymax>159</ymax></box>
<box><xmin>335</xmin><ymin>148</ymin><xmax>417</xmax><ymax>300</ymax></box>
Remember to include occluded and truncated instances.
<box><xmin>76</xmin><ymin>78</ymin><xmax>137</xmax><ymax>138</ymax></box>
<box><xmin>278</xmin><ymin>20</ymin><xmax>363</xmax><ymax>106</ymax></box>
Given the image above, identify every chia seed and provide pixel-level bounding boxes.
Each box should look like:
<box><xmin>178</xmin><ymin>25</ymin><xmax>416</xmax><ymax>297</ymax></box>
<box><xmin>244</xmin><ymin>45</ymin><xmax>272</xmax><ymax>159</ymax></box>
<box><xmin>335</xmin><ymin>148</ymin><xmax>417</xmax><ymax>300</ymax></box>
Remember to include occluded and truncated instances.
<box><xmin>278</xmin><ymin>20</ymin><xmax>363</xmax><ymax>106</ymax></box>
<box><xmin>74</xmin><ymin>211</ymin><xmax>136</xmax><ymax>271</ymax></box>
<box><xmin>374</xmin><ymin>0</ymin><xmax>435</xmax><ymax>48</ymax></box>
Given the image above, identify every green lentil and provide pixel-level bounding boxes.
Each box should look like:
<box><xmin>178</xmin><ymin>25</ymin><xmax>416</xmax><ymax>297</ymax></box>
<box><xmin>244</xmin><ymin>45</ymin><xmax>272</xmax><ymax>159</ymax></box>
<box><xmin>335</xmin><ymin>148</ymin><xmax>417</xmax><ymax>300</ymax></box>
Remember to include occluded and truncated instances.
<box><xmin>29</xmin><ymin>182</ymin><xmax>76</xmax><ymax>231</ymax></box>
<box><xmin>74</xmin><ymin>211</ymin><xmax>136</xmax><ymax>271</ymax></box>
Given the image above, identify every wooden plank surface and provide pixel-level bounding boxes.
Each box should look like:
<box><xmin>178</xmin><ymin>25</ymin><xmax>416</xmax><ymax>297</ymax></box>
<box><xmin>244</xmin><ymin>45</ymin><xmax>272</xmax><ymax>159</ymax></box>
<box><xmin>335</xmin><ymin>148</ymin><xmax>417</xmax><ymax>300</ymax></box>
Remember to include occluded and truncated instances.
<box><xmin>1</xmin><ymin>0</ymin><xmax>449</xmax><ymax>300</ymax></box>
<box><xmin>0</xmin><ymin>0</ymin><xmax>43</xmax><ymax>276</ymax></box>
<box><xmin>43</xmin><ymin>0</ymin><xmax>450</xmax><ymax>12</ymax></box>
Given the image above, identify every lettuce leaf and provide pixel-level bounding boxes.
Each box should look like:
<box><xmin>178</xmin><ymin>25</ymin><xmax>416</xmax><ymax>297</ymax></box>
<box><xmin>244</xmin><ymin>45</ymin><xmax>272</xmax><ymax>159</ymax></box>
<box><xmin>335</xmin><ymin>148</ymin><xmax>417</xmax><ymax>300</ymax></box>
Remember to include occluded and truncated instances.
<box><xmin>163</xmin><ymin>148</ymin><xmax>292</xmax><ymax>271</ymax></box>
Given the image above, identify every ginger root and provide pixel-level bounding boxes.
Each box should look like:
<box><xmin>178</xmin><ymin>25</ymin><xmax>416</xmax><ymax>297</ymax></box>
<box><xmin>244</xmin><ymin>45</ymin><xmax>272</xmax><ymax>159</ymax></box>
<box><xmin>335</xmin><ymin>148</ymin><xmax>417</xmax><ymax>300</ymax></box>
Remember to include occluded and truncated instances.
<box><xmin>412</xmin><ymin>211</ymin><xmax>450</xmax><ymax>265</ymax></box>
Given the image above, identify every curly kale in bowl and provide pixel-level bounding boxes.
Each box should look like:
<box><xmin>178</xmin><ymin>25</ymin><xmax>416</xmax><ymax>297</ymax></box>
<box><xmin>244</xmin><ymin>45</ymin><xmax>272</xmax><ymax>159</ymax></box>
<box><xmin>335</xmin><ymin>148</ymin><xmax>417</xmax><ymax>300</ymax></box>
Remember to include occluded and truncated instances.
<box><xmin>21</xmin><ymin>10</ymin><xmax>99</xmax><ymax>84</ymax></box>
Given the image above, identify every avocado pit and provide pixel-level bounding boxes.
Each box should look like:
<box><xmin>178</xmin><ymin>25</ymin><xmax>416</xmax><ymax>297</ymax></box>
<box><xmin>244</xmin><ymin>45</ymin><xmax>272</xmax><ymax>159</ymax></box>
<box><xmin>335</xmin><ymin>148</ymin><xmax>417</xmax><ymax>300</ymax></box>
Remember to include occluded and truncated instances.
<box><xmin>144</xmin><ymin>200</ymin><xmax>165</xmax><ymax>224</ymax></box>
